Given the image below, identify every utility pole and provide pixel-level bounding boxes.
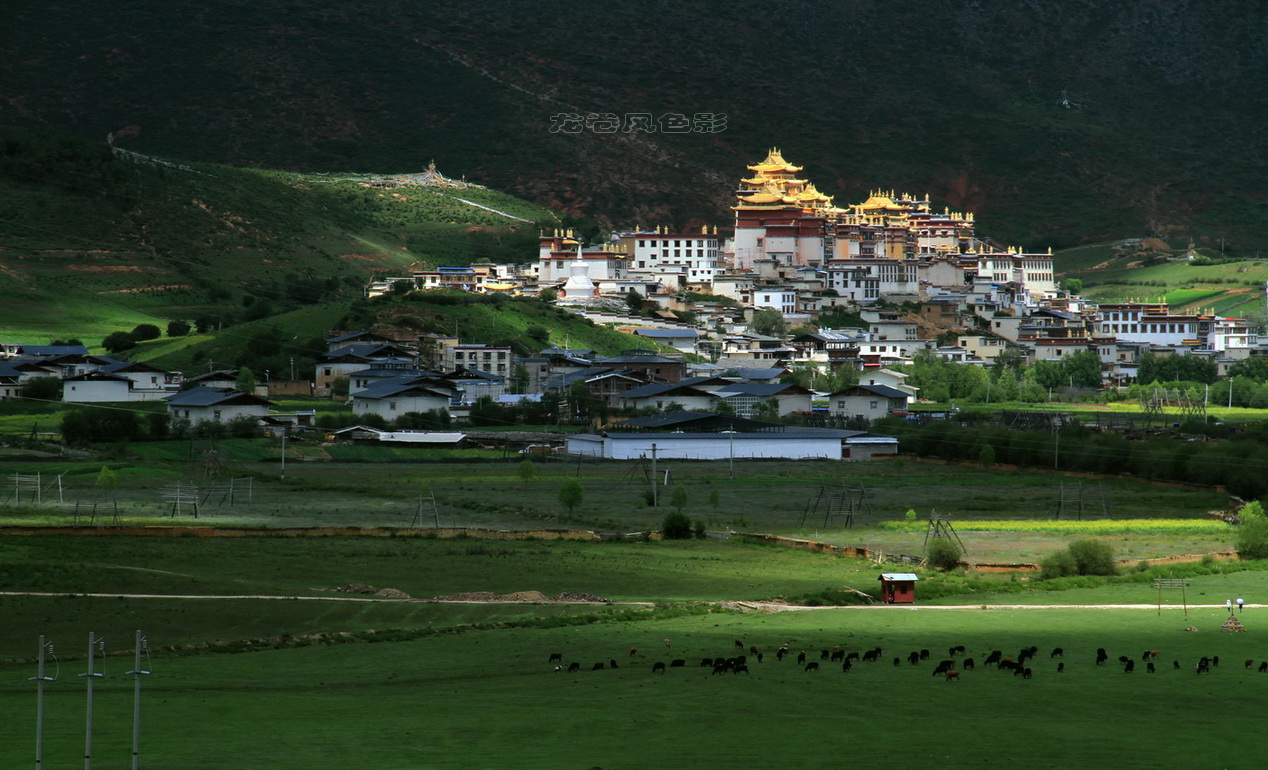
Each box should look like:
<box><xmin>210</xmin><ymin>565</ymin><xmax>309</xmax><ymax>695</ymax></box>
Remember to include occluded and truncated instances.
<box><xmin>280</xmin><ymin>431</ymin><xmax>287</xmax><ymax>481</ymax></box>
<box><xmin>79</xmin><ymin>632</ymin><xmax>104</xmax><ymax>770</ymax></box>
<box><xmin>1053</xmin><ymin>422</ymin><xmax>1060</xmax><ymax>471</ymax></box>
<box><xmin>650</xmin><ymin>444</ymin><xmax>658</xmax><ymax>507</ymax></box>
<box><xmin>127</xmin><ymin>630</ymin><xmax>150</xmax><ymax>770</ymax></box>
<box><xmin>31</xmin><ymin>635</ymin><xmax>56</xmax><ymax>770</ymax></box>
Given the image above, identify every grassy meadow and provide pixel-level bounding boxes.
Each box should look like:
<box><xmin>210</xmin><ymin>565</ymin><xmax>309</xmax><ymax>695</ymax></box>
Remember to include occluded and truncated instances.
<box><xmin>2</xmin><ymin>584</ymin><xmax>1266</xmax><ymax>769</ymax></box>
<box><xmin>0</xmin><ymin>447</ymin><xmax>1254</xmax><ymax>767</ymax></box>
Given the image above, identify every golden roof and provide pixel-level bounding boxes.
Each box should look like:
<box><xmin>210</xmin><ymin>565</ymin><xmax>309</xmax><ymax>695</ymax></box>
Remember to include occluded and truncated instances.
<box><xmin>739</xmin><ymin>192</ymin><xmax>788</xmax><ymax>204</ymax></box>
<box><xmin>746</xmin><ymin>147</ymin><xmax>802</xmax><ymax>173</ymax></box>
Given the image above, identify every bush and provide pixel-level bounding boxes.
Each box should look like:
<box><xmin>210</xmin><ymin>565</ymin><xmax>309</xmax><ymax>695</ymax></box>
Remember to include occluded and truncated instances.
<box><xmin>102</xmin><ymin>331</ymin><xmax>136</xmax><ymax>353</ymax></box>
<box><xmin>1067</xmin><ymin>538</ymin><xmax>1118</xmax><ymax>576</ymax></box>
<box><xmin>1236</xmin><ymin>502</ymin><xmax>1268</xmax><ymax>560</ymax></box>
<box><xmin>166</xmin><ymin>320</ymin><xmax>191</xmax><ymax>337</ymax></box>
<box><xmin>1039</xmin><ymin>549</ymin><xmax>1078</xmax><ymax>579</ymax></box>
<box><xmin>19</xmin><ymin>376</ymin><xmax>62</xmax><ymax>401</ymax></box>
<box><xmin>662</xmin><ymin>511</ymin><xmax>692</xmax><ymax>540</ymax></box>
<box><xmin>925</xmin><ymin>538</ymin><xmax>963</xmax><ymax>570</ymax></box>
<box><xmin>130</xmin><ymin>323</ymin><xmax>161</xmax><ymax>341</ymax></box>
<box><xmin>1039</xmin><ymin>538</ymin><xmax>1117</xmax><ymax>579</ymax></box>
<box><xmin>693</xmin><ymin>520</ymin><xmax>706</xmax><ymax>539</ymax></box>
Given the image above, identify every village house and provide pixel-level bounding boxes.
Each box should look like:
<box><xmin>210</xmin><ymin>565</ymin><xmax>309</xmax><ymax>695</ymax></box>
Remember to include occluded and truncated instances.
<box><xmin>827</xmin><ymin>384</ymin><xmax>914</xmax><ymax>421</ymax></box>
<box><xmin>165</xmin><ymin>386</ymin><xmax>274</xmax><ymax>423</ymax></box>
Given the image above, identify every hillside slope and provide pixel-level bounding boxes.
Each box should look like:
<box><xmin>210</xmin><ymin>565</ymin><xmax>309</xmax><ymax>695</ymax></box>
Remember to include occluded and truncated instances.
<box><xmin>0</xmin><ymin>127</ymin><xmax>554</xmax><ymax>340</ymax></box>
<box><xmin>4</xmin><ymin>1</ymin><xmax>1267</xmax><ymax>248</ymax></box>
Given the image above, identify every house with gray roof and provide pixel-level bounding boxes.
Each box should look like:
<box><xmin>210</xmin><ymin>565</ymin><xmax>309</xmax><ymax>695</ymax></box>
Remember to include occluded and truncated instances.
<box><xmin>165</xmin><ymin>386</ymin><xmax>274</xmax><ymax>423</ymax></box>
<box><xmin>349</xmin><ymin>378</ymin><xmax>455</xmax><ymax>421</ymax></box>
<box><xmin>827</xmin><ymin>384</ymin><xmax>912</xmax><ymax>420</ymax></box>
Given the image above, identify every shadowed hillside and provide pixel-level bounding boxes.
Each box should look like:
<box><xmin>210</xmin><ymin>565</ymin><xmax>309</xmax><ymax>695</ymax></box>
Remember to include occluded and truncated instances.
<box><xmin>4</xmin><ymin>1</ymin><xmax>1267</xmax><ymax>250</ymax></box>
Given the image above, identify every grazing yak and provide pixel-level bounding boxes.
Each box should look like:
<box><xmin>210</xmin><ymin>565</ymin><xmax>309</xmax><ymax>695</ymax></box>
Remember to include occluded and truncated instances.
<box><xmin>945</xmin><ymin>670</ymin><xmax>961</xmax><ymax>682</ymax></box>
<box><xmin>805</xmin><ymin>662</ymin><xmax>820</xmax><ymax>672</ymax></box>
<box><xmin>549</xmin><ymin>652</ymin><xmax>563</xmax><ymax>663</ymax></box>
<box><xmin>841</xmin><ymin>660</ymin><xmax>852</xmax><ymax>672</ymax></box>
<box><xmin>652</xmin><ymin>662</ymin><xmax>666</xmax><ymax>674</ymax></box>
<box><xmin>670</xmin><ymin>659</ymin><xmax>686</xmax><ymax>668</ymax></box>
<box><xmin>568</xmin><ymin>662</ymin><xmax>581</xmax><ymax>673</ymax></box>
<box><xmin>1050</xmin><ymin>648</ymin><xmax>1064</xmax><ymax>658</ymax></box>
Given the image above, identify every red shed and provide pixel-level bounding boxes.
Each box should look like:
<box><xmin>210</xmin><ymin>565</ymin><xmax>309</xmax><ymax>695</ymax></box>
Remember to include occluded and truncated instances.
<box><xmin>878</xmin><ymin>573</ymin><xmax>919</xmax><ymax>604</ymax></box>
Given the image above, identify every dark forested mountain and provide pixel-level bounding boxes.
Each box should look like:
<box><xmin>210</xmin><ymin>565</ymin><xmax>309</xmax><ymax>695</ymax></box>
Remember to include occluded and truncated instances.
<box><xmin>5</xmin><ymin>1</ymin><xmax>1268</xmax><ymax>249</ymax></box>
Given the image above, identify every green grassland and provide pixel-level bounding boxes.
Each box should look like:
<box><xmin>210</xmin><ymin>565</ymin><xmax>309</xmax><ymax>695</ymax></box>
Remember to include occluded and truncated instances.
<box><xmin>0</xmin><ymin>455</ymin><xmax>1233</xmax><ymax>563</ymax></box>
<box><xmin>1058</xmin><ymin>243</ymin><xmax>1268</xmax><ymax>317</ymax></box>
<box><xmin>1</xmin><ymin>543</ymin><xmax>1267</xmax><ymax>768</ymax></box>
<box><xmin>0</xmin><ymin>126</ymin><xmax>556</xmax><ymax>343</ymax></box>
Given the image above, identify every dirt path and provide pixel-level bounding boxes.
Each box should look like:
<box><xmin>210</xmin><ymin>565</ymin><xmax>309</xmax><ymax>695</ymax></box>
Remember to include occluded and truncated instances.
<box><xmin>0</xmin><ymin>590</ymin><xmax>1253</xmax><ymax>612</ymax></box>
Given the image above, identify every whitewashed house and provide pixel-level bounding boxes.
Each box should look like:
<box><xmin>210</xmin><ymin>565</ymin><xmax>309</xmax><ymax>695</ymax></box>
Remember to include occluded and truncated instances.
<box><xmin>349</xmin><ymin>379</ymin><xmax>455</xmax><ymax>421</ymax></box>
<box><xmin>165</xmin><ymin>387</ymin><xmax>274</xmax><ymax>423</ymax></box>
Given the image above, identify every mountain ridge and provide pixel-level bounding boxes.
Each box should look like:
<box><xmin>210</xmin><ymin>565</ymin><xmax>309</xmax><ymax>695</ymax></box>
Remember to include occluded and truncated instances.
<box><xmin>6</xmin><ymin>1</ymin><xmax>1267</xmax><ymax>250</ymax></box>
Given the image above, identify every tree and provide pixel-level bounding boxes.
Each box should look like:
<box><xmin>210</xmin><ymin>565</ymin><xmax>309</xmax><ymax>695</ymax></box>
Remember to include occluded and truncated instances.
<box><xmin>661</xmin><ymin>511</ymin><xmax>692</xmax><ymax>539</ymax></box>
<box><xmin>236</xmin><ymin>367</ymin><xmax>257</xmax><ymax>394</ymax></box>
<box><xmin>1237</xmin><ymin>501</ymin><xmax>1268</xmax><ymax>560</ymax></box>
<box><xmin>166</xmin><ymin>320</ymin><xmax>191</xmax><ymax>337</ymax></box>
<box><xmin>670</xmin><ymin>484</ymin><xmax>688</xmax><ymax>513</ymax></box>
<box><xmin>1061</xmin><ymin>351</ymin><xmax>1103</xmax><ymax>388</ymax></box>
<box><xmin>750</xmin><ymin>308</ymin><xmax>787</xmax><ymax>337</ymax></box>
<box><xmin>102</xmin><ymin>331</ymin><xmax>136</xmax><ymax>353</ymax></box>
<box><xmin>131</xmin><ymin>323</ymin><xmax>161</xmax><ymax>341</ymax></box>
<box><xmin>1060</xmin><ymin>278</ymin><xmax>1083</xmax><ymax>294</ymax></box>
<box><xmin>60</xmin><ymin>408</ymin><xmax>142</xmax><ymax>445</ymax></box>
<box><xmin>96</xmin><ymin>466</ymin><xmax>117</xmax><ymax>498</ymax></box>
<box><xmin>558</xmin><ymin>478</ymin><xmax>583</xmax><ymax>514</ymax></box>
<box><xmin>708</xmin><ymin>488</ymin><xmax>720</xmax><ymax>509</ymax></box>
<box><xmin>538</xmin><ymin>288</ymin><xmax>559</xmax><ymax>302</ymax></box>
<box><xmin>925</xmin><ymin>538</ymin><xmax>963</xmax><ymax>570</ymax></box>
<box><xmin>1066</xmin><ymin>538</ymin><xmax>1118</xmax><ymax>576</ymax></box>
<box><xmin>625</xmin><ymin>288</ymin><xmax>646</xmax><ymax>313</ymax></box>
<box><xmin>19</xmin><ymin>377</ymin><xmax>62</xmax><ymax>401</ymax></box>
<box><xmin>517</xmin><ymin>459</ymin><xmax>536</xmax><ymax>489</ymax></box>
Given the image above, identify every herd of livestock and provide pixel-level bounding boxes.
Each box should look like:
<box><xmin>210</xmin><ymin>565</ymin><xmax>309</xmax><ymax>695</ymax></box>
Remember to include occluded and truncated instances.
<box><xmin>549</xmin><ymin>638</ymin><xmax>1244</xmax><ymax>680</ymax></box>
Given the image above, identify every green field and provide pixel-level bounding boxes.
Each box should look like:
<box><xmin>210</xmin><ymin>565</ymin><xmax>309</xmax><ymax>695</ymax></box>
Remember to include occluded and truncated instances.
<box><xmin>0</xmin><ymin>456</ymin><xmax>1231</xmax><ymax>553</ymax></box>
<box><xmin>0</xmin><ymin>534</ymin><xmax>1265</xmax><ymax>768</ymax></box>
<box><xmin>0</xmin><ymin>444</ymin><xmax>1255</xmax><ymax>767</ymax></box>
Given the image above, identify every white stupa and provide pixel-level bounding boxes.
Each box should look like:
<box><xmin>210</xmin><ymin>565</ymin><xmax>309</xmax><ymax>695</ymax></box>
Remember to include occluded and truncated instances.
<box><xmin>558</xmin><ymin>244</ymin><xmax>600</xmax><ymax>299</ymax></box>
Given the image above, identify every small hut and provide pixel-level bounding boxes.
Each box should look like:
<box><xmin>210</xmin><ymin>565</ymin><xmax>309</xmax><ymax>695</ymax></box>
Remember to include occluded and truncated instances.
<box><xmin>878</xmin><ymin>573</ymin><xmax>919</xmax><ymax>604</ymax></box>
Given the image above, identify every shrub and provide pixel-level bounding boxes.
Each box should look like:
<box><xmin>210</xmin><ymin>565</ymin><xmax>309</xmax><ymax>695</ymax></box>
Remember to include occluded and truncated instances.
<box><xmin>557</xmin><ymin>478</ymin><xmax>583</xmax><ymax>514</ymax></box>
<box><xmin>1067</xmin><ymin>538</ymin><xmax>1118</xmax><ymax>576</ymax></box>
<box><xmin>662</xmin><ymin>511</ymin><xmax>692</xmax><ymax>540</ymax></box>
<box><xmin>19</xmin><ymin>376</ymin><xmax>62</xmax><ymax>401</ymax></box>
<box><xmin>102</xmin><ymin>331</ymin><xmax>136</xmax><ymax>353</ymax></box>
<box><xmin>166</xmin><ymin>320</ymin><xmax>191</xmax><ymax>337</ymax></box>
<box><xmin>1039</xmin><ymin>549</ymin><xmax>1078</xmax><ymax>579</ymax></box>
<box><xmin>1236</xmin><ymin>502</ymin><xmax>1268</xmax><ymax>560</ymax></box>
<box><xmin>693</xmin><ymin>520</ymin><xmax>706</xmax><ymax>539</ymax></box>
<box><xmin>130</xmin><ymin>323</ymin><xmax>161</xmax><ymax>341</ymax></box>
<box><xmin>925</xmin><ymin>538</ymin><xmax>963</xmax><ymax>571</ymax></box>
